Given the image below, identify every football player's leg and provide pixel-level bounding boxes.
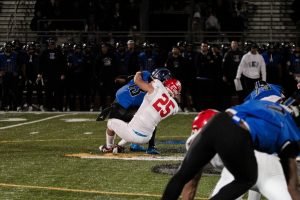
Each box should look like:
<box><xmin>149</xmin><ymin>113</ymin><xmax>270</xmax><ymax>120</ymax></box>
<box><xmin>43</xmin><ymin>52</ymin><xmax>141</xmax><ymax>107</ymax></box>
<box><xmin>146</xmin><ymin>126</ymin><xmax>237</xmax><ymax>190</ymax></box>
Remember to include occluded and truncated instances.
<box><xmin>211</xmin><ymin>168</ymin><xmax>234</xmax><ymax>196</ymax></box>
<box><xmin>107</xmin><ymin>119</ymin><xmax>131</xmax><ymax>144</ymax></box>
<box><xmin>118</xmin><ymin>139</ymin><xmax>127</xmax><ymax>146</ymax></box>
<box><xmin>211</xmin><ymin>167</ymin><xmax>244</xmax><ymax>200</ymax></box>
<box><xmin>213</xmin><ymin>147</ymin><xmax>257</xmax><ymax>199</ymax></box>
<box><xmin>162</xmin><ymin>123</ymin><xmax>217</xmax><ymax>200</ymax></box>
<box><xmin>254</xmin><ymin>152</ymin><xmax>291</xmax><ymax>200</ymax></box>
<box><xmin>105</xmin><ymin>128</ymin><xmax>115</xmax><ymax>148</ymax></box>
<box><xmin>96</xmin><ymin>105</ymin><xmax>112</xmax><ymax>121</ymax></box>
<box><xmin>181</xmin><ymin>172</ymin><xmax>201</xmax><ymax>200</ymax></box>
<box><xmin>107</xmin><ymin>119</ymin><xmax>151</xmax><ymax>144</ymax></box>
<box><xmin>247</xmin><ymin>191</ymin><xmax>261</xmax><ymax>200</ymax></box>
<box><xmin>146</xmin><ymin>128</ymin><xmax>159</xmax><ymax>154</ymax></box>
<box><xmin>258</xmin><ymin>175</ymin><xmax>291</xmax><ymax>200</ymax></box>
<box><xmin>148</xmin><ymin>128</ymin><xmax>156</xmax><ymax>148</ymax></box>
<box><xmin>211</xmin><ymin>113</ymin><xmax>257</xmax><ymax>200</ymax></box>
<box><xmin>257</xmin><ymin>171</ymin><xmax>291</xmax><ymax>200</ymax></box>
<box><xmin>99</xmin><ymin>126</ymin><xmax>116</xmax><ymax>153</ymax></box>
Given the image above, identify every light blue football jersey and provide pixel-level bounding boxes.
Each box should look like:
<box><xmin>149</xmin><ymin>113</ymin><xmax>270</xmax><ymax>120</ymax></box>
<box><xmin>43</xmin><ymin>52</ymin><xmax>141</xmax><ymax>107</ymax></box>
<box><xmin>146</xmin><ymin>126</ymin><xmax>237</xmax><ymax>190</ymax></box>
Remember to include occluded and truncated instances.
<box><xmin>228</xmin><ymin>100</ymin><xmax>300</xmax><ymax>154</ymax></box>
<box><xmin>116</xmin><ymin>71</ymin><xmax>151</xmax><ymax>109</ymax></box>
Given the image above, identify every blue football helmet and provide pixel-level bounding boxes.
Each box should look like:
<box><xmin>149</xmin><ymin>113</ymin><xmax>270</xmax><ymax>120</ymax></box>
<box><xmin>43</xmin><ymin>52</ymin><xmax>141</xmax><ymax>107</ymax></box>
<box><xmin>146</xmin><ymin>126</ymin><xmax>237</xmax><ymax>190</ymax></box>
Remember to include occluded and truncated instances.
<box><xmin>151</xmin><ymin>67</ymin><xmax>172</xmax><ymax>82</ymax></box>
<box><xmin>244</xmin><ymin>81</ymin><xmax>283</xmax><ymax>101</ymax></box>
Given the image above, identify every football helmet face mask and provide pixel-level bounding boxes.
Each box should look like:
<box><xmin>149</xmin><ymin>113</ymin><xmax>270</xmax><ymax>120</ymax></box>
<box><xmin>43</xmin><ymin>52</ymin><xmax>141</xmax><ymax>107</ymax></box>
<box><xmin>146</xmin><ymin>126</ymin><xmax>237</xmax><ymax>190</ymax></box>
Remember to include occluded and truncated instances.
<box><xmin>151</xmin><ymin>67</ymin><xmax>172</xmax><ymax>82</ymax></box>
<box><xmin>163</xmin><ymin>78</ymin><xmax>181</xmax><ymax>98</ymax></box>
<box><xmin>192</xmin><ymin>109</ymin><xmax>219</xmax><ymax>134</ymax></box>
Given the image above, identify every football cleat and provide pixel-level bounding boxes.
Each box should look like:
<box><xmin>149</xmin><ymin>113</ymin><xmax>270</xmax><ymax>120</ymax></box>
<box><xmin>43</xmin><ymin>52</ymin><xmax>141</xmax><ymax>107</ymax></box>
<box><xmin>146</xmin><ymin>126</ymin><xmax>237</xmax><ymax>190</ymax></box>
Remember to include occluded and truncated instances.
<box><xmin>130</xmin><ymin>144</ymin><xmax>146</xmax><ymax>152</ymax></box>
<box><xmin>112</xmin><ymin>145</ymin><xmax>125</xmax><ymax>154</ymax></box>
<box><xmin>146</xmin><ymin>147</ymin><xmax>160</xmax><ymax>155</ymax></box>
<box><xmin>99</xmin><ymin>144</ymin><xmax>113</xmax><ymax>153</ymax></box>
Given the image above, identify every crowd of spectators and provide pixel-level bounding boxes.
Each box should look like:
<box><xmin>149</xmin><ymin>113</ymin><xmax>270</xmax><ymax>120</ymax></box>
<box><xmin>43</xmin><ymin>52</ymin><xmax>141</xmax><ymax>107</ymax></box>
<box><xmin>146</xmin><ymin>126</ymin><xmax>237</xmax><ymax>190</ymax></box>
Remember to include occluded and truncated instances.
<box><xmin>30</xmin><ymin>0</ymin><xmax>140</xmax><ymax>32</ymax></box>
<box><xmin>292</xmin><ymin>0</ymin><xmax>300</xmax><ymax>31</ymax></box>
<box><xmin>189</xmin><ymin>0</ymin><xmax>248</xmax><ymax>42</ymax></box>
<box><xmin>1</xmin><ymin>38</ymin><xmax>300</xmax><ymax>112</ymax></box>
<box><xmin>30</xmin><ymin>0</ymin><xmax>248</xmax><ymax>41</ymax></box>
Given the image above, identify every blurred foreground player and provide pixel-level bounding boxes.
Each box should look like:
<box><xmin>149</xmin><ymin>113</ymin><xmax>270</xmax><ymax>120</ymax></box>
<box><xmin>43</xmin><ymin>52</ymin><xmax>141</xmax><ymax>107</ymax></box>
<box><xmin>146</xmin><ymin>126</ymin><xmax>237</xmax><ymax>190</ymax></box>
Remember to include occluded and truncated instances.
<box><xmin>183</xmin><ymin>109</ymin><xmax>291</xmax><ymax>200</ymax></box>
<box><xmin>162</xmin><ymin>81</ymin><xmax>300</xmax><ymax>200</ymax></box>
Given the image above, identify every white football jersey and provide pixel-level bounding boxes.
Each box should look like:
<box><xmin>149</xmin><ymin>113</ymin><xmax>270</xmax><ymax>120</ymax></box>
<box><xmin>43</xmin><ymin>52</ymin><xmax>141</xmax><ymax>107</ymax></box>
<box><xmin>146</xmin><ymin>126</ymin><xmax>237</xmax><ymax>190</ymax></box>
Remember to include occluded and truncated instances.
<box><xmin>128</xmin><ymin>79</ymin><xmax>179</xmax><ymax>135</ymax></box>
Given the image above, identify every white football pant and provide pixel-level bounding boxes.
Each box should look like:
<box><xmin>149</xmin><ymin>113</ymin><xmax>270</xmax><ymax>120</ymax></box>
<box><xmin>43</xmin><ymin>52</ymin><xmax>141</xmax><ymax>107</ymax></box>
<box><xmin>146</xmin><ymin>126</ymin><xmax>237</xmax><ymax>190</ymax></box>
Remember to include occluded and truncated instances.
<box><xmin>107</xmin><ymin>119</ymin><xmax>151</xmax><ymax>146</ymax></box>
<box><xmin>211</xmin><ymin>151</ymin><xmax>292</xmax><ymax>200</ymax></box>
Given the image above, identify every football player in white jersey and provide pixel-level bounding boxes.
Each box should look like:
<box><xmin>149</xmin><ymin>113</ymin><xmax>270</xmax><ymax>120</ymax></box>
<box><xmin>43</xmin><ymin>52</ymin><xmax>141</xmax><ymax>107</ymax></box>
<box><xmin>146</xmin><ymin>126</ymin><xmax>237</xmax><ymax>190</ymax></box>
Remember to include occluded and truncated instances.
<box><xmin>99</xmin><ymin>71</ymin><xmax>181</xmax><ymax>153</ymax></box>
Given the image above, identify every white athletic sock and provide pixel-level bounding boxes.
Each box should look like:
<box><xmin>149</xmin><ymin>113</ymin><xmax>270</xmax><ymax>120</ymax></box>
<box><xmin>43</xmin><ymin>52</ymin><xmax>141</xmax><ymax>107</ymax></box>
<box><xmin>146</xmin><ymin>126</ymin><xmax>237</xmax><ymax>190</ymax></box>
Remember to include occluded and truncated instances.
<box><xmin>106</xmin><ymin>130</ymin><xmax>115</xmax><ymax>148</ymax></box>
<box><xmin>118</xmin><ymin>139</ymin><xmax>127</xmax><ymax>147</ymax></box>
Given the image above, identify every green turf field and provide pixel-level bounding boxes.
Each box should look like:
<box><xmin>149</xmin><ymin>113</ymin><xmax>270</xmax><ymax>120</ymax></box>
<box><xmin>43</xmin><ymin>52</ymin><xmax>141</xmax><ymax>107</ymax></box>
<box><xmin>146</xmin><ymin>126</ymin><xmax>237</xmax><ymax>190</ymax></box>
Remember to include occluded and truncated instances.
<box><xmin>0</xmin><ymin>112</ymin><xmax>249</xmax><ymax>199</ymax></box>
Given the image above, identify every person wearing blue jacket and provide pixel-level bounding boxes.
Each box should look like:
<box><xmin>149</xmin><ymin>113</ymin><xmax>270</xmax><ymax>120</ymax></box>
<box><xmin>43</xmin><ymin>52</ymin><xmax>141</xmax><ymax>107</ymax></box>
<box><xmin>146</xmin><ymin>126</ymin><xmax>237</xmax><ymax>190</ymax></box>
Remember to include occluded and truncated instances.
<box><xmin>0</xmin><ymin>42</ymin><xmax>22</xmax><ymax>111</ymax></box>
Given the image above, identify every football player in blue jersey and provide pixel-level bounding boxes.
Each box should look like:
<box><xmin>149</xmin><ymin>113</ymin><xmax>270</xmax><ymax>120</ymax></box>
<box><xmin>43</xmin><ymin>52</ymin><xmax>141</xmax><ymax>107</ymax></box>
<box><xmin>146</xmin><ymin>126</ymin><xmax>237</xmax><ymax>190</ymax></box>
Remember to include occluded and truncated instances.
<box><xmin>162</xmin><ymin>81</ymin><xmax>300</xmax><ymax>200</ymax></box>
<box><xmin>183</xmin><ymin>108</ymin><xmax>292</xmax><ymax>200</ymax></box>
<box><xmin>97</xmin><ymin>68</ymin><xmax>172</xmax><ymax>154</ymax></box>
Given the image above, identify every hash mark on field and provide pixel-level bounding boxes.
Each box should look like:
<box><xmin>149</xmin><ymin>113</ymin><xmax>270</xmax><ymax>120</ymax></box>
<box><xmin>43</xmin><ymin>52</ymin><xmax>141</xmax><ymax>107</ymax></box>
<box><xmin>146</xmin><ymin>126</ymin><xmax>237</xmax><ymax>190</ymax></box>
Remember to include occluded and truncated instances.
<box><xmin>62</xmin><ymin>118</ymin><xmax>95</xmax><ymax>122</ymax></box>
<box><xmin>0</xmin><ymin>138</ymin><xmax>99</xmax><ymax>144</ymax></box>
<box><xmin>0</xmin><ymin>183</ymin><xmax>208</xmax><ymax>199</ymax></box>
<box><xmin>0</xmin><ymin>114</ymin><xmax>68</xmax><ymax>130</ymax></box>
<box><xmin>0</xmin><ymin>118</ymin><xmax>27</xmax><ymax>122</ymax></box>
<box><xmin>83</xmin><ymin>132</ymin><xmax>93</xmax><ymax>135</ymax></box>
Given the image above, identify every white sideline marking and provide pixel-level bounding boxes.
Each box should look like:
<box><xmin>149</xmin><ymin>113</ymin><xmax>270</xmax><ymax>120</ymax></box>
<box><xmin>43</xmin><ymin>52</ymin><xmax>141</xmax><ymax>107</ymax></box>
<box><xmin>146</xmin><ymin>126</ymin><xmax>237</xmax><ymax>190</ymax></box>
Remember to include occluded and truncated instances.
<box><xmin>29</xmin><ymin>132</ymin><xmax>39</xmax><ymax>135</ymax></box>
<box><xmin>0</xmin><ymin>114</ymin><xmax>67</xmax><ymax>130</ymax></box>
<box><xmin>83</xmin><ymin>132</ymin><xmax>93</xmax><ymax>135</ymax></box>
<box><xmin>0</xmin><ymin>183</ymin><xmax>208</xmax><ymax>199</ymax></box>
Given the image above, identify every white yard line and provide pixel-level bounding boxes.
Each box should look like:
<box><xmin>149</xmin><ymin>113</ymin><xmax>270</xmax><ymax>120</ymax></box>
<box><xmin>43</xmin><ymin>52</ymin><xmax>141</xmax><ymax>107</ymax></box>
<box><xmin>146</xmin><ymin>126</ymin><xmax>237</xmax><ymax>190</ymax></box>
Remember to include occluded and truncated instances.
<box><xmin>0</xmin><ymin>183</ymin><xmax>208</xmax><ymax>199</ymax></box>
<box><xmin>65</xmin><ymin>153</ymin><xmax>185</xmax><ymax>161</ymax></box>
<box><xmin>0</xmin><ymin>114</ymin><xmax>68</xmax><ymax>130</ymax></box>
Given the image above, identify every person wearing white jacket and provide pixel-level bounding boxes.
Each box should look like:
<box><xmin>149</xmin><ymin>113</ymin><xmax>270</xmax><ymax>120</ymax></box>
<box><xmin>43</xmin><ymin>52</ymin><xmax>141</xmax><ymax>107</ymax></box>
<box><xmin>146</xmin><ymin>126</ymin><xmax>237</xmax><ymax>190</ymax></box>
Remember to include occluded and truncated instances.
<box><xmin>235</xmin><ymin>43</ymin><xmax>266</xmax><ymax>101</ymax></box>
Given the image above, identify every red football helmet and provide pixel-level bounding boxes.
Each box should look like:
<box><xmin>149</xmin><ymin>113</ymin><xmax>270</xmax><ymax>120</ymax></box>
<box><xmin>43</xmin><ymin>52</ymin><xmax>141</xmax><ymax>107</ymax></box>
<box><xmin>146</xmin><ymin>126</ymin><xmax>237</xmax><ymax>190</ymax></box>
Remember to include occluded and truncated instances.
<box><xmin>163</xmin><ymin>79</ymin><xmax>182</xmax><ymax>97</ymax></box>
<box><xmin>186</xmin><ymin>109</ymin><xmax>219</xmax><ymax>150</ymax></box>
<box><xmin>192</xmin><ymin>109</ymin><xmax>219</xmax><ymax>134</ymax></box>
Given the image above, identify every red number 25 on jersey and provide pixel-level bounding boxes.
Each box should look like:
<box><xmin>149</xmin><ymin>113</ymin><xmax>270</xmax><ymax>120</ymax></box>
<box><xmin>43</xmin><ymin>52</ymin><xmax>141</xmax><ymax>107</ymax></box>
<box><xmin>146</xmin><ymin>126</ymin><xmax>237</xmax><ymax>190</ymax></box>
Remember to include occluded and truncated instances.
<box><xmin>152</xmin><ymin>93</ymin><xmax>175</xmax><ymax>117</ymax></box>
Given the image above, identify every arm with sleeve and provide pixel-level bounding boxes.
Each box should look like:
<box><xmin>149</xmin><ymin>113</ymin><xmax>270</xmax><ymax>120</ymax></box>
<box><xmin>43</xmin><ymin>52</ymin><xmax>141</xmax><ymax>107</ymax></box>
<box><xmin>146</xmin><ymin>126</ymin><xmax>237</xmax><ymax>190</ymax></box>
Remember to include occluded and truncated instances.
<box><xmin>236</xmin><ymin>54</ymin><xmax>246</xmax><ymax>79</ymax></box>
<box><xmin>259</xmin><ymin>55</ymin><xmax>267</xmax><ymax>81</ymax></box>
